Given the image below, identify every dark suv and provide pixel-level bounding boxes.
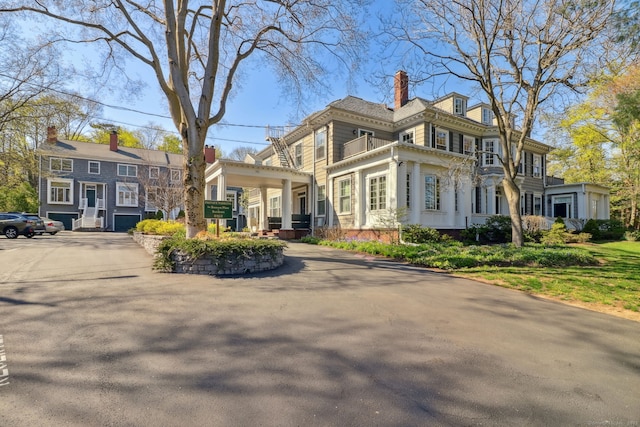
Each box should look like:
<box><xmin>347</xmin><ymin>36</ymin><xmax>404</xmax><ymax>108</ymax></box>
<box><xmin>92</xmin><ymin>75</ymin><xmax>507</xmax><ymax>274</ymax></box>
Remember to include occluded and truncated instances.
<box><xmin>0</xmin><ymin>213</ymin><xmax>36</xmax><ymax>239</ymax></box>
<box><xmin>20</xmin><ymin>213</ymin><xmax>46</xmax><ymax>235</ymax></box>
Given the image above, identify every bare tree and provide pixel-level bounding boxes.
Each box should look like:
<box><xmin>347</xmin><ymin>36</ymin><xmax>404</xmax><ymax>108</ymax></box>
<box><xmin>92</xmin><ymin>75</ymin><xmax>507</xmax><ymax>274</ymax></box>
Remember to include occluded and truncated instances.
<box><xmin>137</xmin><ymin>165</ymin><xmax>184</xmax><ymax>221</ymax></box>
<box><xmin>225</xmin><ymin>145</ymin><xmax>258</xmax><ymax>161</ymax></box>
<box><xmin>0</xmin><ymin>1</ymin><xmax>368</xmax><ymax>238</ymax></box>
<box><xmin>390</xmin><ymin>0</ymin><xmax>615</xmax><ymax>246</ymax></box>
<box><xmin>0</xmin><ymin>18</ymin><xmax>65</xmax><ymax>134</ymax></box>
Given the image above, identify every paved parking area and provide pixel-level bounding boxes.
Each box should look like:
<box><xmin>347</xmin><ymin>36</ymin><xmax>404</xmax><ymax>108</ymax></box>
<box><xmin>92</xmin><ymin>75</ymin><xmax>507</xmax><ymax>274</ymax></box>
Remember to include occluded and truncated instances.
<box><xmin>1</xmin><ymin>232</ymin><xmax>639</xmax><ymax>426</ymax></box>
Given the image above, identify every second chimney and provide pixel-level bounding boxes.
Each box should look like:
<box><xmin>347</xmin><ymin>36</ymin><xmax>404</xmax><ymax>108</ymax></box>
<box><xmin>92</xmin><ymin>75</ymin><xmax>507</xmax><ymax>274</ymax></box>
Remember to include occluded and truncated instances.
<box><xmin>394</xmin><ymin>70</ymin><xmax>409</xmax><ymax>110</ymax></box>
<box><xmin>204</xmin><ymin>145</ymin><xmax>216</xmax><ymax>164</ymax></box>
<box><xmin>46</xmin><ymin>126</ymin><xmax>58</xmax><ymax>144</ymax></box>
<box><xmin>109</xmin><ymin>131</ymin><xmax>118</xmax><ymax>152</ymax></box>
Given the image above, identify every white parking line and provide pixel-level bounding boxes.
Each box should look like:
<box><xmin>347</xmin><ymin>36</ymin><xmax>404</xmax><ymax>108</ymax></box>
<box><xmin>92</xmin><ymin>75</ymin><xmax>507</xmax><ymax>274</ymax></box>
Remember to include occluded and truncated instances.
<box><xmin>0</xmin><ymin>335</ymin><xmax>9</xmax><ymax>387</ymax></box>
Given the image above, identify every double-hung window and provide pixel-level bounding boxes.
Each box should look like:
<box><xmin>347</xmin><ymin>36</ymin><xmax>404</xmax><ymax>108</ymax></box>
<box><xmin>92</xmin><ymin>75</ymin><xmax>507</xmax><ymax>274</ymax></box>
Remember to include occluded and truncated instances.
<box><xmin>149</xmin><ymin>166</ymin><xmax>160</xmax><ymax>179</ymax></box>
<box><xmin>316</xmin><ymin>185</ymin><xmax>326</xmax><ymax>216</ymax></box>
<box><xmin>533</xmin><ymin>154</ymin><xmax>542</xmax><ymax>178</ymax></box>
<box><xmin>454</xmin><ymin>97</ymin><xmax>466</xmax><ymax>116</ymax></box>
<box><xmin>116</xmin><ymin>182</ymin><xmax>138</xmax><ymax>207</ymax></box>
<box><xmin>435</xmin><ymin>128</ymin><xmax>448</xmax><ymax>150</ymax></box>
<box><xmin>400</xmin><ymin>129</ymin><xmax>415</xmax><ymax>144</ymax></box>
<box><xmin>338</xmin><ymin>177</ymin><xmax>351</xmax><ymax>214</ymax></box>
<box><xmin>50</xmin><ymin>157</ymin><xmax>73</xmax><ymax>173</ymax></box>
<box><xmin>88</xmin><ymin>161</ymin><xmax>100</xmax><ymax>175</ymax></box>
<box><xmin>369</xmin><ymin>176</ymin><xmax>387</xmax><ymax>211</ymax></box>
<box><xmin>315</xmin><ymin>128</ymin><xmax>326</xmax><ymax>160</ymax></box>
<box><xmin>482</xmin><ymin>139</ymin><xmax>497</xmax><ymax>166</ymax></box>
<box><xmin>294</xmin><ymin>143</ymin><xmax>303</xmax><ymax>168</ymax></box>
<box><xmin>171</xmin><ymin>169</ymin><xmax>181</xmax><ymax>182</ymax></box>
<box><xmin>117</xmin><ymin>164</ymin><xmax>137</xmax><ymax>177</ymax></box>
<box><xmin>48</xmin><ymin>179</ymin><xmax>73</xmax><ymax>204</ymax></box>
<box><xmin>424</xmin><ymin>175</ymin><xmax>440</xmax><ymax>210</ymax></box>
<box><xmin>463</xmin><ymin>136</ymin><xmax>475</xmax><ymax>155</ymax></box>
<box><xmin>269</xmin><ymin>196</ymin><xmax>281</xmax><ymax>217</ymax></box>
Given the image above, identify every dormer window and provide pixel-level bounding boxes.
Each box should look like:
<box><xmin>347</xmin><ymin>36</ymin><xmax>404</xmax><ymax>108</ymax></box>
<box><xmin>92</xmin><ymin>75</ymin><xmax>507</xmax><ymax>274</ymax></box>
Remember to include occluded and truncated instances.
<box><xmin>454</xmin><ymin>97</ymin><xmax>466</xmax><ymax>116</ymax></box>
<box><xmin>482</xmin><ymin>108</ymin><xmax>493</xmax><ymax>125</ymax></box>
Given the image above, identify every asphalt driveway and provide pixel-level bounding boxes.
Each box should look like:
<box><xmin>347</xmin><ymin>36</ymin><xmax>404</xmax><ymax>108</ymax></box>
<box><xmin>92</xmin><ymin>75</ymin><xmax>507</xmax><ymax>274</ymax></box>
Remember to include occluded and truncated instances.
<box><xmin>0</xmin><ymin>232</ymin><xmax>638</xmax><ymax>426</ymax></box>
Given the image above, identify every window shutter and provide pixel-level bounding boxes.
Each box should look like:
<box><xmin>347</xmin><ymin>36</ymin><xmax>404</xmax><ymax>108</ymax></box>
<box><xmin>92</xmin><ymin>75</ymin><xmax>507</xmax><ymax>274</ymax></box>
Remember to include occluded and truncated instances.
<box><xmin>449</xmin><ymin>131</ymin><xmax>454</xmax><ymax>152</ymax></box>
<box><xmin>431</xmin><ymin>125</ymin><xmax>436</xmax><ymax>148</ymax></box>
<box><xmin>459</xmin><ymin>134</ymin><xmax>464</xmax><ymax>153</ymax></box>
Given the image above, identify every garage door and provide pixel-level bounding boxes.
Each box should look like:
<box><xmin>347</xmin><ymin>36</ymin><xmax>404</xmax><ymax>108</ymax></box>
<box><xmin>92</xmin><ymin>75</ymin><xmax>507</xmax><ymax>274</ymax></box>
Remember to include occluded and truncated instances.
<box><xmin>113</xmin><ymin>214</ymin><xmax>141</xmax><ymax>232</ymax></box>
<box><xmin>47</xmin><ymin>213</ymin><xmax>78</xmax><ymax>231</ymax></box>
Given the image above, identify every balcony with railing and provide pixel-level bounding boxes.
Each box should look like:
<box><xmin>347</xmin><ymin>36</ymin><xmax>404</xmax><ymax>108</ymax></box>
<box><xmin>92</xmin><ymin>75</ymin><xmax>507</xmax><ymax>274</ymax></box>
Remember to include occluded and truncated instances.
<box><xmin>342</xmin><ymin>135</ymin><xmax>394</xmax><ymax>160</ymax></box>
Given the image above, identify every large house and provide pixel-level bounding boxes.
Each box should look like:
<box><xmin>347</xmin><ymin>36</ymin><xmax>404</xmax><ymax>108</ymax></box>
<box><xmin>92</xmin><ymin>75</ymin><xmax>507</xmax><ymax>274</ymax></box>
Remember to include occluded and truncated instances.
<box><xmin>37</xmin><ymin>128</ymin><xmax>225</xmax><ymax>232</ymax></box>
<box><xmin>205</xmin><ymin>71</ymin><xmax>610</xmax><ymax>238</ymax></box>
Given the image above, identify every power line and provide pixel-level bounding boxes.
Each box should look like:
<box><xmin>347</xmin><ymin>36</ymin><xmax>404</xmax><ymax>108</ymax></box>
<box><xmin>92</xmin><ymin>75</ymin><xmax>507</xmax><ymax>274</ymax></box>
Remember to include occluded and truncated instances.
<box><xmin>0</xmin><ymin>71</ymin><xmax>299</xmax><ymax>132</ymax></box>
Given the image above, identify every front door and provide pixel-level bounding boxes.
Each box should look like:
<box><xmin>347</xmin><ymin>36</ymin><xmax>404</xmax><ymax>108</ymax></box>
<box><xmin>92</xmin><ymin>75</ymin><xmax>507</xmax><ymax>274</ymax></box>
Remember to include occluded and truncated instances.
<box><xmin>298</xmin><ymin>195</ymin><xmax>306</xmax><ymax>214</ymax></box>
<box><xmin>86</xmin><ymin>185</ymin><xmax>96</xmax><ymax>208</ymax></box>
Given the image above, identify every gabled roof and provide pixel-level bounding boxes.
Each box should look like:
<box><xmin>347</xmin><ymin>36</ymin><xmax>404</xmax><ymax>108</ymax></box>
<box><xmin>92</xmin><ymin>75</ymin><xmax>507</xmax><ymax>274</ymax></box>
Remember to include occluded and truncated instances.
<box><xmin>39</xmin><ymin>140</ymin><xmax>183</xmax><ymax>167</ymax></box>
<box><xmin>327</xmin><ymin>96</ymin><xmax>394</xmax><ymax>121</ymax></box>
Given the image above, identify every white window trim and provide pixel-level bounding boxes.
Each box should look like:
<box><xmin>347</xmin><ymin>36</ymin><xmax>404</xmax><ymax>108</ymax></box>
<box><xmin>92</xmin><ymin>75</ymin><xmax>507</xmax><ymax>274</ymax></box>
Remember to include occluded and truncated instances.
<box><xmin>117</xmin><ymin>163</ymin><xmax>137</xmax><ymax>177</ymax></box>
<box><xmin>269</xmin><ymin>195</ymin><xmax>281</xmax><ymax>217</ymax></box>
<box><xmin>424</xmin><ymin>175</ymin><xmax>440</xmax><ymax>211</ymax></box>
<box><xmin>482</xmin><ymin>139</ymin><xmax>498</xmax><ymax>166</ymax></box>
<box><xmin>88</xmin><ymin>161</ymin><xmax>100</xmax><ymax>175</ymax></box>
<box><xmin>435</xmin><ymin>128</ymin><xmax>448</xmax><ymax>151</ymax></box>
<box><xmin>116</xmin><ymin>182</ymin><xmax>139</xmax><ymax>207</ymax></box>
<box><xmin>170</xmin><ymin>169</ymin><xmax>181</xmax><ymax>182</ymax></box>
<box><xmin>482</xmin><ymin>108</ymin><xmax>493</xmax><ymax>125</ymax></box>
<box><xmin>533</xmin><ymin>154</ymin><xmax>542</xmax><ymax>178</ymax></box>
<box><xmin>226</xmin><ymin>190</ymin><xmax>237</xmax><ymax>211</ymax></box>
<box><xmin>316</xmin><ymin>184</ymin><xmax>326</xmax><ymax>217</ymax></box>
<box><xmin>400</xmin><ymin>128</ymin><xmax>415</xmax><ymax>144</ymax></box>
<box><xmin>315</xmin><ymin>128</ymin><xmax>327</xmax><ymax>160</ymax></box>
<box><xmin>533</xmin><ymin>193</ymin><xmax>543</xmax><ymax>216</ymax></box>
<box><xmin>47</xmin><ymin>178</ymin><xmax>74</xmax><ymax>205</ymax></box>
<box><xmin>50</xmin><ymin>157</ymin><xmax>73</xmax><ymax>173</ymax></box>
<box><xmin>463</xmin><ymin>135</ymin><xmax>475</xmax><ymax>155</ymax></box>
<box><xmin>368</xmin><ymin>174</ymin><xmax>388</xmax><ymax>212</ymax></box>
<box><xmin>337</xmin><ymin>177</ymin><xmax>352</xmax><ymax>215</ymax></box>
<box><xmin>454</xmin><ymin>97</ymin><xmax>466</xmax><ymax>116</ymax></box>
<box><xmin>145</xmin><ymin>186</ymin><xmax>158</xmax><ymax>211</ymax></box>
<box><xmin>149</xmin><ymin>166</ymin><xmax>160</xmax><ymax>179</ymax></box>
<box><xmin>294</xmin><ymin>143</ymin><xmax>303</xmax><ymax>168</ymax></box>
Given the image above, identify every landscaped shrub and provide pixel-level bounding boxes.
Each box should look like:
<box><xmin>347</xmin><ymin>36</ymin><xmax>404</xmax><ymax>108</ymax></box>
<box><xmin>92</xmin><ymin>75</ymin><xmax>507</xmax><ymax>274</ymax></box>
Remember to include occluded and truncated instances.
<box><xmin>154</xmin><ymin>234</ymin><xmax>286</xmax><ymax>272</ymax></box>
<box><xmin>402</xmin><ymin>224</ymin><xmax>442</xmax><ymax>243</ymax></box>
<box><xmin>624</xmin><ymin>230</ymin><xmax>640</xmax><ymax>241</ymax></box>
<box><xmin>461</xmin><ymin>215</ymin><xmax>512</xmax><ymax>244</ymax></box>
<box><xmin>136</xmin><ymin>219</ymin><xmax>185</xmax><ymax>236</ymax></box>
<box><xmin>302</xmin><ymin>238</ymin><xmax>598</xmax><ymax>270</ymax></box>
<box><xmin>584</xmin><ymin>219</ymin><xmax>626</xmax><ymax>241</ymax></box>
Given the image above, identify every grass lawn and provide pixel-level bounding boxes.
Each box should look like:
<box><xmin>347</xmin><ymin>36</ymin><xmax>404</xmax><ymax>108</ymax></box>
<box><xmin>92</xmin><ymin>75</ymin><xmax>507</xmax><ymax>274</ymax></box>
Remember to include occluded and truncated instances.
<box><xmin>452</xmin><ymin>241</ymin><xmax>640</xmax><ymax>321</ymax></box>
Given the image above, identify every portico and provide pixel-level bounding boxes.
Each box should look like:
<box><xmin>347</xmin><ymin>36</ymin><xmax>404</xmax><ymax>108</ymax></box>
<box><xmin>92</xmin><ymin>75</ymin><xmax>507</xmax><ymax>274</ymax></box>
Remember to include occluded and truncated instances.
<box><xmin>205</xmin><ymin>159</ymin><xmax>313</xmax><ymax>234</ymax></box>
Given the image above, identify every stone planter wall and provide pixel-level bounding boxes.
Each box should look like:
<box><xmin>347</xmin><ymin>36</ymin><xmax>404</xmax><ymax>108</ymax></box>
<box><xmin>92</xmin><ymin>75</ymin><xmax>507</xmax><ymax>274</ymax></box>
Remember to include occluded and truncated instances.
<box><xmin>171</xmin><ymin>249</ymin><xmax>284</xmax><ymax>275</ymax></box>
<box><xmin>132</xmin><ymin>232</ymin><xmax>168</xmax><ymax>256</ymax></box>
<box><xmin>132</xmin><ymin>232</ymin><xmax>285</xmax><ymax>275</ymax></box>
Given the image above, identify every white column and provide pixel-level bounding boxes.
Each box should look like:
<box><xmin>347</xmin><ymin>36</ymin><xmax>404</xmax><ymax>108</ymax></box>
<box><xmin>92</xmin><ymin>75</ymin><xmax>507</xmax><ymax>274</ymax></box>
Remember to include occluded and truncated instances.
<box><xmin>398</xmin><ymin>161</ymin><xmax>408</xmax><ymax>210</ymax></box>
<box><xmin>411</xmin><ymin>162</ymin><xmax>421</xmax><ymax>224</ymax></box>
<box><xmin>445</xmin><ymin>180</ymin><xmax>456</xmax><ymax>227</ymax></box>
<box><xmin>260</xmin><ymin>186</ymin><xmax>268</xmax><ymax>231</ymax></box>
<box><xmin>216</xmin><ymin>173</ymin><xmax>227</xmax><ymax>227</ymax></box>
<box><xmin>282</xmin><ymin>179</ymin><xmax>292</xmax><ymax>229</ymax></box>
<box><xmin>487</xmin><ymin>185</ymin><xmax>496</xmax><ymax>215</ymax></box>
<box><xmin>389</xmin><ymin>157</ymin><xmax>398</xmax><ymax>212</ymax></box>
<box><xmin>327</xmin><ymin>176</ymin><xmax>334</xmax><ymax>227</ymax></box>
<box><xmin>353</xmin><ymin>169</ymin><xmax>363</xmax><ymax>227</ymax></box>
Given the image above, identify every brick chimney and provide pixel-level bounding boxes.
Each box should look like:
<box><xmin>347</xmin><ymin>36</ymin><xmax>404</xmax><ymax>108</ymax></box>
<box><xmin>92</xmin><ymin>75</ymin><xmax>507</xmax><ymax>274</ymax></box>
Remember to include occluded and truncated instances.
<box><xmin>394</xmin><ymin>70</ymin><xmax>409</xmax><ymax>110</ymax></box>
<box><xmin>109</xmin><ymin>131</ymin><xmax>118</xmax><ymax>152</ymax></box>
<box><xmin>46</xmin><ymin>126</ymin><xmax>57</xmax><ymax>144</ymax></box>
<box><xmin>204</xmin><ymin>145</ymin><xmax>216</xmax><ymax>164</ymax></box>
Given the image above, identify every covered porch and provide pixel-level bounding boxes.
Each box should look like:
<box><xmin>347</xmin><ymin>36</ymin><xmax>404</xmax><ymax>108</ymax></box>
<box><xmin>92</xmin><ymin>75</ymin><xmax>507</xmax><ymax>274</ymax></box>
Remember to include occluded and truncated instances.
<box><xmin>205</xmin><ymin>159</ymin><xmax>313</xmax><ymax>238</ymax></box>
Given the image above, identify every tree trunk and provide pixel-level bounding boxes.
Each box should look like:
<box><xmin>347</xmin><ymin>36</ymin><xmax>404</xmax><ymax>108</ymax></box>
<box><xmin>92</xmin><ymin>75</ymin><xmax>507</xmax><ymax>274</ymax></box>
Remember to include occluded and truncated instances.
<box><xmin>502</xmin><ymin>176</ymin><xmax>524</xmax><ymax>247</ymax></box>
<box><xmin>183</xmin><ymin>126</ymin><xmax>207</xmax><ymax>239</ymax></box>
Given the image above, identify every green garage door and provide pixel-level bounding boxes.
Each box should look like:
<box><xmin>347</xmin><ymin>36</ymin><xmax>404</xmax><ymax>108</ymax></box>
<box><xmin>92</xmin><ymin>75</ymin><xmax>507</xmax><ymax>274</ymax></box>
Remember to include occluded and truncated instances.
<box><xmin>48</xmin><ymin>213</ymin><xmax>78</xmax><ymax>231</ymax></box>
<box><xmin>113</xmin><ymin>214</ymin><xmax>141</xmax><ymax>232</ymax></box>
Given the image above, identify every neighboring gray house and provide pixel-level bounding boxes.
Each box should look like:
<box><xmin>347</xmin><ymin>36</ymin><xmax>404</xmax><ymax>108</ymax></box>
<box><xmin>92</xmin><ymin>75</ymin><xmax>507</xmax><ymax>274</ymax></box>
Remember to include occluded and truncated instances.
<box><xmin>37</xmin><ymin>128</ymin><xmax>212</xmax><ymax>232</ymax></box>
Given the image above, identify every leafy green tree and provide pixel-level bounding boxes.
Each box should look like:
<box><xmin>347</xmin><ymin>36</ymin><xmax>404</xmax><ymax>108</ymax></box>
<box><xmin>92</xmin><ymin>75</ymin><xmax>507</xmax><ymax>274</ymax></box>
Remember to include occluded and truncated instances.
<box><xmin>389</xmin><ymin>0</ymin><xmax>615</xmax><ymax>246</ymax></box>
